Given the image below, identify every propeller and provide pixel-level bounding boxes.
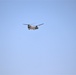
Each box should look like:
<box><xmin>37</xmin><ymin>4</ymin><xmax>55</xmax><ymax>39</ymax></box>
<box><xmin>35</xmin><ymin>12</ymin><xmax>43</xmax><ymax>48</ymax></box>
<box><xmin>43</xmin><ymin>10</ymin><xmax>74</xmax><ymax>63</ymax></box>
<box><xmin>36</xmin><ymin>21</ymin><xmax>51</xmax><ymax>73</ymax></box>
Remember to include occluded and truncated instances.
<box><xmin>36</xmin><ymin>23</ymin><xmax>44</xmax><ymax>26</ymax></box>
<box><xmin>23</xmin><ymin>24</ymin><xmax>29</xmax><ymax>25</ymax></box>
<box><xmin>23</xmin><ymin>23</ymin><xmax>44</xmax><ymax>26</ymax></box>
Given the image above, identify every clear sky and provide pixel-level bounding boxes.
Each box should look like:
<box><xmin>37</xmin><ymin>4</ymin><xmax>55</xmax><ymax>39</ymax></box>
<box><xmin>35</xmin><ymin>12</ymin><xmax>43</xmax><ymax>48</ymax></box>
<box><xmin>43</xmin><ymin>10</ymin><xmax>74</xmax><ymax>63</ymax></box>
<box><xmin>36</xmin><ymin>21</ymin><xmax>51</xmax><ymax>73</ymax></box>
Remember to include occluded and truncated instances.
<box><xmin>0</xmin><ymin>0</ymin><xmax>76</xmax><ymax>75</ymax></box>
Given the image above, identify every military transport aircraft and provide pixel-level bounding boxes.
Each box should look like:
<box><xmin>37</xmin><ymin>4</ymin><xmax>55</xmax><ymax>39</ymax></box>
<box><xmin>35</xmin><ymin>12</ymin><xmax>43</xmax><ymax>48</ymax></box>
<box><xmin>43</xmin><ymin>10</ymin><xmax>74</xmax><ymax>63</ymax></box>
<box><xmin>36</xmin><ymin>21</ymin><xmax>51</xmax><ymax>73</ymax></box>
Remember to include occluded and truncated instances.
<box><xmin>23</xmin><ymin>23</ymin><xmax>44</xmax><ymax>30</ymax></box>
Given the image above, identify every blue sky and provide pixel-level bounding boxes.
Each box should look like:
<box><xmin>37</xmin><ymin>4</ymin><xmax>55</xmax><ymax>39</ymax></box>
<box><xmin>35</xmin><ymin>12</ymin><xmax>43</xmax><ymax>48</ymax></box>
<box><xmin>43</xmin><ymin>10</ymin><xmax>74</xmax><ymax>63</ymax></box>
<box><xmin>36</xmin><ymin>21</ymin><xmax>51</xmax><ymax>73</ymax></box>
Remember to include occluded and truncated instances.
<box><xmin>0</xmin><ymin>0</ymin><xmax>76</xmax><ymax>75</ymax></box>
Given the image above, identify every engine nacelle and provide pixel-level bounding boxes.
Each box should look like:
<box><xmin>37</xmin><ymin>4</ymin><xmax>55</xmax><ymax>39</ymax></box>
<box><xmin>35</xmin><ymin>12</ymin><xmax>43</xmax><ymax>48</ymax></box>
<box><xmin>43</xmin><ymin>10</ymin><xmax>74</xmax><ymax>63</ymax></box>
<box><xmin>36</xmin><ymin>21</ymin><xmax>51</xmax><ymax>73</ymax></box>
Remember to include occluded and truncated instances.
<box><xmin>35</xmin><ymin>26</ymin><xmax>38</xmax><ymax>29</ymax></box>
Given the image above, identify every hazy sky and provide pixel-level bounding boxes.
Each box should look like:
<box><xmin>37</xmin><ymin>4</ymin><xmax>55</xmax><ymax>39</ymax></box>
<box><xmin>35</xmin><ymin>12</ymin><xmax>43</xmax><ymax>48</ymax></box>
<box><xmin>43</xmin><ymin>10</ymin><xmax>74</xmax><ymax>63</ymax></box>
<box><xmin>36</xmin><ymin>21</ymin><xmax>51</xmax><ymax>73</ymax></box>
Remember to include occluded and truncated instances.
<box><xmin>0</xmin><ymin>0</ymin><xmax>76</xmax><ymax>75</ymax></box>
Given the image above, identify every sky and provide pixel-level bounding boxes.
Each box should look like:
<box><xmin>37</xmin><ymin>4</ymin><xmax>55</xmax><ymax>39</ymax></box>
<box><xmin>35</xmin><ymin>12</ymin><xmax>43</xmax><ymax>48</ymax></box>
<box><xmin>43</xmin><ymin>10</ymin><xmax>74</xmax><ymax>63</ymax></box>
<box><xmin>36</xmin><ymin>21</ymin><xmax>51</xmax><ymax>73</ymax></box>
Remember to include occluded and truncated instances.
<box><xmin>0</xmin><ymin>0</ymin><xmax>76</xmax><ymax>75</ymax></box>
